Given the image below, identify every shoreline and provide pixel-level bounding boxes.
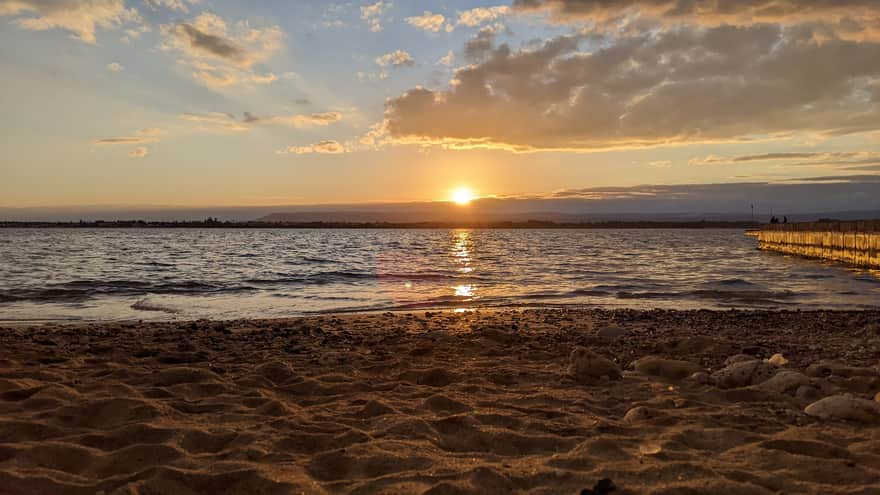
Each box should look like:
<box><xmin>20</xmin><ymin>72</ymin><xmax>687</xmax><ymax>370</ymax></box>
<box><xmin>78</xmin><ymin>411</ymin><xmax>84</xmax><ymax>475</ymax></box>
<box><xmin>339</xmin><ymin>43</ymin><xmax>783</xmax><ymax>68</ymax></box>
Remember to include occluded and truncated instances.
<box><xmin>4</xmin><ymin>306</ymin><xmax>880</xmax><ymax>327</ymax></box>
<box><xmin>2</xmin><ymin>308</ymin><xmax>879</xmax><ymax>494</ymax></box>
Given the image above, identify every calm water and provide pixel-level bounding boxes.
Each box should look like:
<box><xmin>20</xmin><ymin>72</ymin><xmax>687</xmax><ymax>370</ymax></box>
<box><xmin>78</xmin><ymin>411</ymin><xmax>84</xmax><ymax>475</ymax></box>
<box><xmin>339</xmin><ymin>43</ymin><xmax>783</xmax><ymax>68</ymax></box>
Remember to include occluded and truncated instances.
<box><xmin>0</xmin><ymin>228</ymin><xmax>878</xmax><ymax>322</ymax></box>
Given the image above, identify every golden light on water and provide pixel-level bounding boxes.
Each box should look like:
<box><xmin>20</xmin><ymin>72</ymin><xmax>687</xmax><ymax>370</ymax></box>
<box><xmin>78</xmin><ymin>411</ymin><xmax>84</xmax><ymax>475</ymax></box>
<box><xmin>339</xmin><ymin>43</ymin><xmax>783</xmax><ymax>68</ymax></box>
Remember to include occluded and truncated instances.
<box><xmin>451</xmin><ymin>187</ymin><xmax>475</xmax><ymax>205</ymax></box>
<box><xmin>454</xmin><ymin>284</ymin><xmax>474</xmax><ymax>297</ymax></box>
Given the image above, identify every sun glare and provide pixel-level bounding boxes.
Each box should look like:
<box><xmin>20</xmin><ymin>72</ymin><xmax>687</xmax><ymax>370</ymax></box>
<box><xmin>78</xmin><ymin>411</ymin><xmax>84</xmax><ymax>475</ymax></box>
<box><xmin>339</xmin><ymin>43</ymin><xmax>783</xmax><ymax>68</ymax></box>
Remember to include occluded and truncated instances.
<box><xmin>451</xmin><ymin>187</ymin><xmax>475</xmax><ymax>205</ymax></box>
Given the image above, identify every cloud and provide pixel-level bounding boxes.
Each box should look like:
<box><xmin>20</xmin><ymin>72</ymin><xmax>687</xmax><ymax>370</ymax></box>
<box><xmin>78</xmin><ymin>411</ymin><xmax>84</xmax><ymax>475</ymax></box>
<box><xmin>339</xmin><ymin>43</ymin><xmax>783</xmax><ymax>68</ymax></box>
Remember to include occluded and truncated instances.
<box><xmin>143</xmin><ymin>0</ymin><xmax>197</xmax><ymax>13</ymax></box>
<box><xmin>437</xmin><ymin>50</ymin><xmax>454</xmax><ymax>66</ymax></box>
<box><xmin>277</xmin><ymin>140</ymin><xmax>347</xmax><ymax>155</ymax></box>
<box><xmin>180</xmin><ymin>111</ymin><xmax>342</xmax><ymax>132</ymax></box>
<box><xmin>511</xmin><ymin>0</ymin><xmax>880</xmax><ymax>41</ymax></box>
<box><xmin>0</xmin><ymin>0</ymin><xmax>140</xmax><ymax>43</ymax></box>
<box><xmin>456</xmin><ymin>6</ymin><xmax>509</xmax><ymax>27</ymax></box>
<box><xmin>160</xmin><ymin>12</ymin><xmax>283</xmax><ymax>89</ymax></box>
<box><xmin>105</xmin><ymin>62</ymin><xmax>124</xmax><ymax>72</ymax></box>
<box><xmin>405</xmin><ymin>11</ymin><xmax>449</xmax><ymax>33</ymax></box>
<box><xmin>129</xmin><ymin>146</ymin><xmax>149</xmax><ymax>158</ymax></box>
<box><xmin>360</xmin><ymin>1</ymin><xmax>389</xmax><ymax>32</ymax></box>
<box><xmin>138</xmin><ymin>127</ymin><xmax>163</xmax><ymax>135</ymax></box>
<box><xmin>384</xmin><ymin>24</ymin><xmax>880</xmax><ymax>152</ymax></box>
<box><xmin>463</xmin><ymin>25</ymin><xmax>501</xmax><ymax>62</ymax></box>
<box><xmin>93</xmin><ymin>136</ymin><xmax>156</xmax><ymax>145</ymax></box>
<box><xmin>174</xmin><ymin>22</ymin><xmax>249</xmax><ymax>64</ymax></box>
<box><xmin>375</xmin><ymin>49</ymin><xmax>414</xmax><ymax>67</ymax></box>
<box><xmin>690</xmin><ymin>151</ymin><xmax>880</xmax><ymax>167</ymax></box>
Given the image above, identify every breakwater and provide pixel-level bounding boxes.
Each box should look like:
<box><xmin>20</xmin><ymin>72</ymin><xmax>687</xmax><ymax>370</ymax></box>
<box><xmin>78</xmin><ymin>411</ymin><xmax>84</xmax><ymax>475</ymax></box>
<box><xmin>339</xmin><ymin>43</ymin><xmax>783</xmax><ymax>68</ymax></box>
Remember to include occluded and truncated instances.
<box><xmin>756</xmin><ymin>220</ymin><xmax>880</xmax><ymax>269</ymax></box>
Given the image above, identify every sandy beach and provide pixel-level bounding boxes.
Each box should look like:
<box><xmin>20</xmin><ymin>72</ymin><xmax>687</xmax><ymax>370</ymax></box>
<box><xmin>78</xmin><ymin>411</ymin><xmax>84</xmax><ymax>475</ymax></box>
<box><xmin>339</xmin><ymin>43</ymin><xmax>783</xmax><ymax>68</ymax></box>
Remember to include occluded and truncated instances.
<box><xmin>1</xmin><ymin>309</ymin><xmax>879</xmax><ymax>494</ymax></box>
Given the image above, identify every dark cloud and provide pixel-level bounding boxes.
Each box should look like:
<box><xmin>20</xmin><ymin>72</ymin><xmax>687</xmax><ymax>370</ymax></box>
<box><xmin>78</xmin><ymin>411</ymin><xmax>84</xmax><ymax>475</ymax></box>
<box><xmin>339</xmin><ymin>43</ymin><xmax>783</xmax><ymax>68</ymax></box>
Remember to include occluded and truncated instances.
<box><xmin>384</xmin><ymin>24</ymin><xmax>880</xmax><ymax>151</ymax></box>
<box><xmin>512</xmin><ymin>1</ymin><xmax>880</xmax><ymax>40</ymax></box>
<box><xmin>176</xmin><ymin>22</ymin><xmax>248</xmax><ymax>64</ymax></box>
<box><xmin>93</xmin><ymin>137</ymin><xmax>155</xmax><ymax>145</ymax></box>
<box><xmin>464</xmin><ymin>26</ymin><xmax>499</xmax><ymax>62</ymax></box>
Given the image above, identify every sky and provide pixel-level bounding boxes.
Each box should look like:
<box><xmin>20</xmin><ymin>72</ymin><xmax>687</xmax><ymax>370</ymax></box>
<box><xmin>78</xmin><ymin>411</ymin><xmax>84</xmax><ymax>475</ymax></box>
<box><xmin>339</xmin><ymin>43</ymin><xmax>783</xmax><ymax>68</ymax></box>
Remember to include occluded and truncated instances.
<box><xmin>2</xmin><ymin>0</ymin><xmax>880</xmax><ymax>216</ymax></box>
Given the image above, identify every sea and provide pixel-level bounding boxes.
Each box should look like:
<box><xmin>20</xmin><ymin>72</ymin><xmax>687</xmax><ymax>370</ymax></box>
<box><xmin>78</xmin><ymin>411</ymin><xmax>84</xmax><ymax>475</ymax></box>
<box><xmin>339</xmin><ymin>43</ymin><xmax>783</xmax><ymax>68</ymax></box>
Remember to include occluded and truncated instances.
<box><xmin>0</xmin><ymin>228</ymin><xmax>878</xmax><ymax>322</ymax></box>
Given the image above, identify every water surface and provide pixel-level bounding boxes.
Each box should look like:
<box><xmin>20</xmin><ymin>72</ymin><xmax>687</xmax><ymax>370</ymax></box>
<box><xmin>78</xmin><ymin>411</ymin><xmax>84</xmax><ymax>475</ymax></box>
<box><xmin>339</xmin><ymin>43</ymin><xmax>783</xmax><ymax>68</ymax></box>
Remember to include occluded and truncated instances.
<box><xmin>0</xmin><ymin>228</ymin><xmax>878</xmax><ymax>321</ymax></box>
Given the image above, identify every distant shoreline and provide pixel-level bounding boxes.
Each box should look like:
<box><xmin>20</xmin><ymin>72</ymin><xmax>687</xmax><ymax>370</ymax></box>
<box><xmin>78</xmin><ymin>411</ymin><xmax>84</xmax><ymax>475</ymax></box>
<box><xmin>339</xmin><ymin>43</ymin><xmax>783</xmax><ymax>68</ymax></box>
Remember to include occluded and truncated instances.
<box><xmin>0</xmin><ymin>220</ymin><xmax>762</xmax><ymax>229</ymax></box>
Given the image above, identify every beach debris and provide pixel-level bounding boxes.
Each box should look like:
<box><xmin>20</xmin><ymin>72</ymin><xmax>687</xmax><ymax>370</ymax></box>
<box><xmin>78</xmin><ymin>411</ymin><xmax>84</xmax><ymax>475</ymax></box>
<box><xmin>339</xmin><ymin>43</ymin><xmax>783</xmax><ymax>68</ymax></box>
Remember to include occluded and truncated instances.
<box><xmin>766</xmin><ymin>353</ymin><xmax>789</xmax><ymax>367</ymax></box>
<box><xmin>580</xmin><ymin>478</ymin><xmax>617</xmax><ymax>495</ymax></box>
<box><xmin>596</xmin><ymin>325</ymin><xmax>627</xmax><ymax>339</ymax></box>
<box><xmin>804</xmin><ymin>394</ymin><xmax>880</xmax><ymax>424</ymax></box>
<box><xmin>632</xmin><ymin>356</ymin><xmax>703</xmax><ymax>381</ymax></box>
<box><xmin>710</xmin><ymin>360</ymin><xmax>777</xmax><ymax>389</ymax></box>
<box><xmin>569</xmin><ymin>347</ymin><xmax>621</xmax><ymax>383</ymax></box>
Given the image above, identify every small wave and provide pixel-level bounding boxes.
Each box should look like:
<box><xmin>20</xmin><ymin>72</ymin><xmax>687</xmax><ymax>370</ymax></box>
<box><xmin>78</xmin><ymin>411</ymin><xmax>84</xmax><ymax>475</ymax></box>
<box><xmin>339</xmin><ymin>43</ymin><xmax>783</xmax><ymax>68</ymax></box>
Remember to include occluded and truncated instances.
<box><xmin>0</xmin><ymin>279</ymin><xmax>257</xmax><ymax>304</ymax></box>
<box><xmin>690</xmin><ymin>289</ymin><xmax>795</xmax><ymax>304</ymax></box>
<box><xmin>617</xmin><ymin>291</ymin><xmax>680</xmax><ymax>299</ymax></box>
<box><xmin>712</xmin><ymin>278</ymin><xmax>758</xmax><ymax>287</ymax></box>
<box><xmin>568</xmin><ymin>289</ymin><xmax>611</xmax><ymax>297</ymax></box>
<box><xmin>131</xmin><ymin>299</ymin><xmax>181</xmax><ymax>314</ymax></box>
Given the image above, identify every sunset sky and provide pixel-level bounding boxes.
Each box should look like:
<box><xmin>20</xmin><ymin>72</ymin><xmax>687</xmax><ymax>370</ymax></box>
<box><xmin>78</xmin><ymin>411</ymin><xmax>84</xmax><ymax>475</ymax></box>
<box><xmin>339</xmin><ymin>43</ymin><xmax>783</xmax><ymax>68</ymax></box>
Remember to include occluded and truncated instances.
<box><xmin>2</xmin><ymin>0</ymin><xmax>880</xmax><ymax>210</ymax></box>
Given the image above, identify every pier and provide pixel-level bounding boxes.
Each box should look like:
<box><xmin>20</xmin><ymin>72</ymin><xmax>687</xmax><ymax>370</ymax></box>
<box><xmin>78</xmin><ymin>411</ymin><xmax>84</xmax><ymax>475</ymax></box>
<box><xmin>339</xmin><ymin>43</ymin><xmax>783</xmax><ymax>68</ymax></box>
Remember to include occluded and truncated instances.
<box><xmin>755</xmin><ymin>220</ymin><xmax>880</xmax><ymax>269</ymax></box>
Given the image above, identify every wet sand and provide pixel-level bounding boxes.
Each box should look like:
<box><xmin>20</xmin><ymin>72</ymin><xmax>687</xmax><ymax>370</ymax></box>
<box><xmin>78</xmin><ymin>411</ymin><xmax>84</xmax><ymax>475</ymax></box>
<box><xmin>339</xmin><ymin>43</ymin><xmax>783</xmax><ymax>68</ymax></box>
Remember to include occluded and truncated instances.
<box><xmin>1</xmin><ymin>309</ymin><xmax>879</xmax><ymax>494</ymax></box>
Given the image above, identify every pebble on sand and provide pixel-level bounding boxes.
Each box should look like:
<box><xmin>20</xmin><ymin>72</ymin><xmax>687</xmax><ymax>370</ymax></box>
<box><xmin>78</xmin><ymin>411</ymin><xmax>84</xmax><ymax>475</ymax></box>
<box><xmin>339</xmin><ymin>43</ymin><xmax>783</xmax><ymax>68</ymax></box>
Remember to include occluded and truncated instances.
<box><xmin>569</xmin><ymin>347</ymin><xmax>621</xmax><ymax>383</ymax></box>
<box><xmin>711</xmin><ymin>359</ymin><xmax>777</xmax><ymax>389</ymax></box>
<box><xmin>804</xmin><ymin>394</ymin><xmax>880</xmax><ymax>424</ymax></box>
<box><xmin>766</xmin><ymin>353</ymin><xmax>789</xmax><ymax>367</ymax></box>
<box><xmin>632</xmin><ymin>356</ymin><xmax>703</xmax><ymax>381</ymax></box>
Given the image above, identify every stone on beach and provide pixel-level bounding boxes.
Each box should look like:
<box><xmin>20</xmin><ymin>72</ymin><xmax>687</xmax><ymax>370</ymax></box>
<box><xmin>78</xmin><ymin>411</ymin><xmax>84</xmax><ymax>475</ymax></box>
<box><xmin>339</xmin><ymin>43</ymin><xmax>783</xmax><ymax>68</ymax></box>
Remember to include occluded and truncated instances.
<box><xmin>805</xmin><ymin>361</ymin><xmax>878</xmax><ymax>378</ymax></box>
<box><xmin>724</xmin><ymin>354</ymin><xmax>758</xmax><ymax>366</ymax></box>
<box><xmin>804</xmin><ymin>394</ymin><xmax>880</xmax><ymax>424</ymax></box>
<box><xmin>632</xmin><ymin>356</ymin><xmax>703</xmax><ymax>381</ymax></box>
<box><xmin>569</xmin><ymin>347</ymin><xmax>621</xmax><ymax>383</ymax></box>
<box><xmin>622</xmin><ymin>406</ymin><xmax>656</xmax><ymax>423</ymax></box>
<box><xmin>753</xmin><ymin>370</ymin><xmax>811</xmax><ymax>395</ymax></box>
<box><xmin>711</xmin><ymin>359</ymin><xmax>777</xmax><ymax>389</ymax></box>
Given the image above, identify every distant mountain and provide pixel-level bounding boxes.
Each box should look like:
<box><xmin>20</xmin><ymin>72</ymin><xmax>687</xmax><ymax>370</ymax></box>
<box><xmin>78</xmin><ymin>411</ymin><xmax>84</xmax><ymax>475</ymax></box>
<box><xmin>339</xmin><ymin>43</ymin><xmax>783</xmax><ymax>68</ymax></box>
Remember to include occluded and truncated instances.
<box><xmin>3</xmin><ymin>177</ymin><xmax>879</xmax><ymax>222</ymax></box>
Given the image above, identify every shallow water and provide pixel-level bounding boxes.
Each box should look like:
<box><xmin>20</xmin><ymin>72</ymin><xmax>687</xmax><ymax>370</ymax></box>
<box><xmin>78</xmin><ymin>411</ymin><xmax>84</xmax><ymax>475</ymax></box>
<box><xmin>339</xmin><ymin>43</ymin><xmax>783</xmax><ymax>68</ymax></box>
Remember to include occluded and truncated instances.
<box><xmin>0</xmin><ymin>228</ymin><xmax>878</xmax><ymax>321</ymax></box>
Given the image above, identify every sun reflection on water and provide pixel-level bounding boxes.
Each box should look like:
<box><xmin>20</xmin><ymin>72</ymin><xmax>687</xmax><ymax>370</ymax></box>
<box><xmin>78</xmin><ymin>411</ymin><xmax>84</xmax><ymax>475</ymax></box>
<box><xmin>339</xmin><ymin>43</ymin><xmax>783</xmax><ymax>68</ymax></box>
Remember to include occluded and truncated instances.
<box><xmin>451</xmin><ymin>230</ymin><xmax>477</xmax><ymax>301</ymax></box>
<box><xmin>453</xmin><ymin>284</ymin><xmax>474</xmax><ymax>297</ymax></box>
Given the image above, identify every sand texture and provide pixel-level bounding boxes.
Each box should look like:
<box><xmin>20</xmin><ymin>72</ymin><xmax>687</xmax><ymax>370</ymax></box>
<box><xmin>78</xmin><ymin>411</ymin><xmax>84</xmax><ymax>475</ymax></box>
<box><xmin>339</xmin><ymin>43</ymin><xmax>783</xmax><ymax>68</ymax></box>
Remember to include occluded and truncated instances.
<box><xmin>1</xmin><ymin>309</ymin><xmax>880</xmax><ymax>494</ymax></box>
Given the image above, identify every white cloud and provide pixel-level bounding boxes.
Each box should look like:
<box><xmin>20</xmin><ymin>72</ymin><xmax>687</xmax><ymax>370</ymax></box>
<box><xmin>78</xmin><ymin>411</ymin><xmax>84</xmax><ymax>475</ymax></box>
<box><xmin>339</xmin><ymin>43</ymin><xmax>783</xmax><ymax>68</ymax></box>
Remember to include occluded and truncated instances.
<box><xmin>360</xmin><ymin>0</ymin><xmax>389</xmax><ymax>32</ymax></box>
<box><xmin>143</xmin><ymin>0</ymin><xmax>199</xmax><ymax>13</ymax></box>
<box><xmin>456</xmin><ymin>6</ymin><xmax>509</xmax><ymax>27</ymax></box>
<box><xmin>375</xmin><ymin>49</ymin><xmax>414</xmax><ymax>67</ymax></box>
<box><xmin>0</xmin><ymin>0</ymin><xmax>141</xmax><ymax>43</ymax></box>
<box><xmin>436</xmin><ymin>50</ymin><xmax>454</xmax><ymax>66</ymax></box>
<box><xmin>405</xmin><ymin>11</ymin><xmax>449</xmax><ymax>33</ymax></box>
<box><xmin>277</xmin><ymin>140</ymin><xmax>347</xmax><ymax>154</ymax></box>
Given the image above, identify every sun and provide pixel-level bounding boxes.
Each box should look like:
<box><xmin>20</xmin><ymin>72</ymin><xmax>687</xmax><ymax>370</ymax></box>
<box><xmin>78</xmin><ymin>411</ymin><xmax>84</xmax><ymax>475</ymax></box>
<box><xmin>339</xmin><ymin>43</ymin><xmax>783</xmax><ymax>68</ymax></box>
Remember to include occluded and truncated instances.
<box><xmin>451</xmin><ymin>187</ymin><xmax>475</xmax><ymax>205</ymax></box>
